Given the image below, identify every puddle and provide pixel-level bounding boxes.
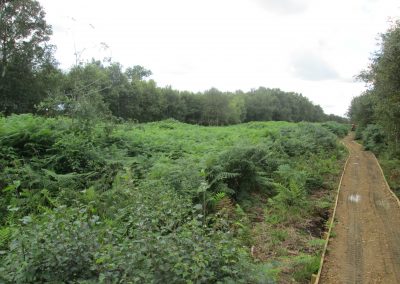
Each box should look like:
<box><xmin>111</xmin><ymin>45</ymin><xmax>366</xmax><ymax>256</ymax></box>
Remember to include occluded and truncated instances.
<box><xmin>348</xmin><ymin>194</ymin><xmax>361</xmax><ymax>203</ymax></box>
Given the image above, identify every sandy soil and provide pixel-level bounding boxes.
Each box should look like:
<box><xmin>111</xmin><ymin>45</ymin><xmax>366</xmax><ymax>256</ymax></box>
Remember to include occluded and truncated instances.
<box><xmin>320</xmin><ymin>135</ymin><xmax>400</xmax><ymax>284</ymax></box>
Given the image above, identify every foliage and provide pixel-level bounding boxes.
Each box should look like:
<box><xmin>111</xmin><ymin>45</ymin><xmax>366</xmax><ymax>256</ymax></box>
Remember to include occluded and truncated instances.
<box><xmin>291</xmin><ymin>254</ymin><xmax>321</xmax><ymax>283</ymax></box>
<box><xmin>269</xmin><ymin>182</ymin><xmax>308</xmax><ymax>211</ymax></box>
<box><xmin>0</xmin><ymin>2</ymin><xmax>361</xmax><ymax>281</ymax></box>
<box><xmin>362</xmin><ymin>124</ymin><xmax>387</xmax><ymax>154</ymax></box>
<box><xmin>0</xmin><ymin>114</ymin><xmax>126</xmax><ymax>223</ymax></box>
<box><xmin>0</xmin><ymin>0</ymin><xmax>57</xmax><ymax>114</ymax></box>
<box><xmin>321</xmin><ymin>121</ymin><xmax>349</xmax><ymax>138</ymax></box>
<box><xmin>380</xmin><ymin>158</ymin><xmax>400</xmax><ymax>197</ymax></box>
<box><xmin>0</xmin><ymin>2</ymin><xmax>345</xmax><ymax>125</ymax></box>
<box><xmin>350</xmin><ymin>20</ymin><xmax>400</xmax><ymax>154</ymax></box>
<box><xmin>0</xmin><ymin>175</ymin><xmax>269</xmax><ymax>284</ymax></box>
<box><xmin>206</xmin><ymin>145</ymin><xmax>277</xmax><ymax>200</ymax></box>
<box><xmin>1</xmin><ymin>207</ymin><xmax>100</xmax><ymax>283</ymax></box>
<box><xmin>0</xmin><ymin>115</ymin><xmax>346</xmax><ymax>283</ymax></box>
<box><xmin>347</xmin><ymin>91</ymin><xmax>376</xmax><ymax>128</ymax></box>
<box><xmin>37</xmin><ymin>60</ymin><xmax>344</xmax><ymax>125</ymax></box>
<box><xmin>349</xmin><ymin>20</ymin><xmax>400</xmax><ymax>199</ymax></box>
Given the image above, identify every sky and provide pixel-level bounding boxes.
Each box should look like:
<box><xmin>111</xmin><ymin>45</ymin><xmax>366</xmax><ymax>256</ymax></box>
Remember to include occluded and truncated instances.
<box><xmin>38</xmin><ymin>0</ymin><xmax>400</xmax><ymax>116</ymax></box>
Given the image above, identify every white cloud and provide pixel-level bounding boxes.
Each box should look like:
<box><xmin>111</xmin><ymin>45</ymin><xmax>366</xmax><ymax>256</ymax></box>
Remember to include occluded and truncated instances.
<box><xmin>38</xmin><ymin>0</ymin><xmax>400</xmax><ymax>116</ymax></box>
<box><xmin>254</xmin><ymin>0</ymin><xmax>308</xmax><ymax>14</ymax></box>
<box><xmin>290</xmin><ymin>50</ymin><xmax>339</xmax><ymax>81</ymax></box>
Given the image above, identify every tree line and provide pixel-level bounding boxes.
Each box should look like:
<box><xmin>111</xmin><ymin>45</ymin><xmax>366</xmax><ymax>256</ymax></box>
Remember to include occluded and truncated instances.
<box><xmin>348</xmin><ymin>20</ymin><xmax>400</xmax><ymax>154</ymax></box>
<box><xmin>0</xmin><ymin>0</ymin><xmax>345</xmax><ymax>125</ymax></box>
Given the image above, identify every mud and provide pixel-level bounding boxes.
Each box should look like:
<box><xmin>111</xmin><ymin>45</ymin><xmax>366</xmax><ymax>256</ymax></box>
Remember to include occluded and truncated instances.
<box><xmin>306</xmin><ymin>208</ymin><xmax>330</xmax><ymax>238</ymax></box>
<box><xmin>320</xmin><ymin>135</ymin><xmax>400</xmax><ymax>283</ymax></box>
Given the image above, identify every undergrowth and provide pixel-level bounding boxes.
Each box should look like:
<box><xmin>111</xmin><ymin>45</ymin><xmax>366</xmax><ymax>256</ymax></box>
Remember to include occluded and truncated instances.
<box><xmin>0</xmin><ymin>115</ymin><xmax>347</xmax><ymax>283</ymax></box>
<box><xmin>355</xmin><ymin>124</ymin><xmax>400</xmax><ymax>198</ymax></box>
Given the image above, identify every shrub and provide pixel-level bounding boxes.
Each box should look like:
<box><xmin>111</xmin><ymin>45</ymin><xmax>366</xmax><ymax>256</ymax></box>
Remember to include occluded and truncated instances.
<box><xmin>0</xmin><ymin>207</ymin><xmax>100</xmax><ymax>283</ymax></box>
<box><xmin>0</xmin><ymin>116</ymin><xmax>345</xmax><ymax>283</ymax></box>
<box><xmin>362</xmin><ymin>124</ymin><xmax>387</xmax><ymax>154</ymax></box>
<box><xmin>97</xmin><ymin>219</ymin><xmax>261</xmax><ymax>283</ymax></box>
<box><xmin>206</xmin><ymin>145</ymin><xmax>277</xmax><ymax>200</ymax></box>
<box><xmin>269</xmin><ymin>182</ymin><xmax>308</xmax><ymax>210</ymax></box>
<box><xmin>0</xmin><ymin>114</ymin><xmax>66</xmax><ymax>158</ymax></box>
<box><xmin>321</xmin><ymin>121</ymin><xmax>349</xmax><ymax>138</ymax></box>
<box><xmin>279</xmin><ymin>123</ymin><xmax>337</xmax><ymax>157</ymax></box>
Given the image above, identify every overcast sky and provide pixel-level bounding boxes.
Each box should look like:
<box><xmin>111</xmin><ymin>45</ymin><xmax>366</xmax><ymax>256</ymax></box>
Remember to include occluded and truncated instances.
<box><xmin>39</xmin><ymin>0</ymin><xmax>400</xmax><ymax>116</ymax></box>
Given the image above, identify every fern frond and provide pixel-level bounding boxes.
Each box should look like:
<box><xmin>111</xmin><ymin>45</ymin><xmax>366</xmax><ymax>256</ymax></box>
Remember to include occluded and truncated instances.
<box><xmin>0</xmin><ymin>226</ymin><xmax>12</xmax><ymax>249</ymax></box>
<box><xmin>210</xmin><ymin>172</ymin><xmax>240</xmax><ymax>185</ymax></box>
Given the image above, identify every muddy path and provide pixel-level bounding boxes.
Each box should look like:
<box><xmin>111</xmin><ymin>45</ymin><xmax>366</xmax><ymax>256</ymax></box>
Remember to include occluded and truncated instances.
<box><xmin>320</xmin><ymin>134</ymin><xmax>400</xmax><ymax>283</ymax></box>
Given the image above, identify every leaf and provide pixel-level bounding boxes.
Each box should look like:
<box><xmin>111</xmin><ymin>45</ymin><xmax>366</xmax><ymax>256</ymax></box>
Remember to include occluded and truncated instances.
<box><xmin>193</xmin><ymin>204</ymin><xmax>203</xmax><ymax>210</ymax></box>
<box><xmin>7</xmin><ymin>206</ymin><xmax>19</xmax><ymax>212</ymax></box>
<box><xmin>20</xmin><ymin>216</ymin><xmax>32</xmax><ymax>225</ymax></box>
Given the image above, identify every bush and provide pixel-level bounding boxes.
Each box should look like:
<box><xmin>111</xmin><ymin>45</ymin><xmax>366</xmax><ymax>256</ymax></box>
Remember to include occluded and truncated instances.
<box><xmin>1</xmin><ymin>187</ymin><xmax>273</xmax><ymax>284</ymax></box>
<box><xmin>0</xmin><ymin>114</ymin><xmax>66</xmax><ymax>158</ymax></box>
<box><xmin>0</xmin><ymin>207</ymin><xmax>100</xmax><ymax>283</ymax></box>
<box><xmin>206</xmin><ymin>145</ymin><xmax>278</xmax><ymax>200</ymax></box>
<box><xmin>98</xmin><ymin>220</ymin><xmax>262</xmax><ymax>283</ymax></box>
<box><xmin>354</xmin><ymin>126</ymin><xmax>364</xmax><ymax>140</ymax></box>
<box><xmin>0</xmin><ymin>115</ymin><xmax>126</xmax><ymax>225</ymax></box>
<box><xmin>362</xmin><ymin>124</ymin><xmax>387</xmax><ymax>154</ymax></box>
<box><xmin>321</xmin><ymin>121</ymin><xmax>349</xmax><ymax>138</ymax></box>
<box><xmin>279</xmin><ymin>123</ymin><xmax>337</xmax><ymax>157</ymax></box>
<box><xmin>0</xmin><ymin>116</ymin><xmax>345</xmax><ymax>283</ymax></box>
<box><xmin>269</xmin><ymin>182</ymin><xmax>308</xmax><ymax>210</ymax></box>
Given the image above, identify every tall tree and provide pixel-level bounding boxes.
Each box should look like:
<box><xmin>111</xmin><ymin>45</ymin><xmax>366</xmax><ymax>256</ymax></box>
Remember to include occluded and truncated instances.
<box><xmin>0</xmin><ymin>0</ymin><xmax>55</xmax><ymax>114</ymax></box>
<box><xmin>356</xmin><ymin>20</ymin><xmax>400</xmax><ymax>152</ymax></box>
<box><xmin>201</xmin><ymin>88</ymin><xmax>230</xmax><ymax>125</ymax></box>
<box><xmin>347</xmin><ymin>91</ymin><xmax>375</xmax><ymax>127</ymax></box>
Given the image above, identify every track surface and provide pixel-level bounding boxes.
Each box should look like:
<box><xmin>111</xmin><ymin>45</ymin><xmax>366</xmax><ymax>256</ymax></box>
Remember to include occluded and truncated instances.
<box><xmin>320</xmin><ymin>135</ymin><xmax>400</xmax><ymax>283</ymax></box>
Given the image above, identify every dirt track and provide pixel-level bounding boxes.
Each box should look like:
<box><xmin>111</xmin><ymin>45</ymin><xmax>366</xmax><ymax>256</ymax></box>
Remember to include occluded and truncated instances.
<box><xmin>320</xmin><ymin>135</ymin><xmax>400</xmax><ymax>283</ymax></box>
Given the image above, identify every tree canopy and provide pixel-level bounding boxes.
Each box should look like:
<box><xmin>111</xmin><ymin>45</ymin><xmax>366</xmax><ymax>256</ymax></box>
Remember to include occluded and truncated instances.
<box><xmin>0</xmin><ymin>0</ymin><xmax>58</xmax><ymax>114</ymax></box>
<box><xmin>349</xmin><ymin>20</ymin><xmax>400</xmax><ymax>153</ymax></box>
<box><xmin>0</xmin><ymin>0</ymin><xmax>344</xmax><ymax>125</ymax></box>
<box><xmin>39</xmin><ymin>59</ymin><xmax>337</xmax><ymax>125</ymax></box>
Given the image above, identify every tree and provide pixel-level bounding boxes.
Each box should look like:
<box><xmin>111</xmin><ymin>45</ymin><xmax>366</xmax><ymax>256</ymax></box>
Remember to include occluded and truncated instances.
<box><xmin>37</xmin><ymin>60</ymin><xmax>112</xmax><ymax>133</ymax></box>
<box><xmin>227</xmin><ymin>94</ymin><xmax>246</xmax><ymax>124</ymax></box>
<box><xmin>0</xmin><ymin>0</ymin><xmax>55</xmax><ymax>114</ymax></box>
<box><xmin>160</xmin><ymin>87</ymin><xmax>187</xmax><ymax>121</ymax></box>
<box><xmin>125</xmin><ymin>65</ymin><xmax>152</xmax><ymax>81</ymax></box>
<box><xmin>356</xmin><ymin>20</ymin><xmax>400</xmax><ymax>152</ymax></box>
<box><xmin>347</xmin><ymin>91</ymin><xmax>375</xmax><ymax>127</ymax></box>
<box><xmin>181</xmin><ymin>92</ymin><xmax>203</xmax><ymax>124</ymax></box>
<box><xmin>201</xmin><ymin>88</ymin><xmax>230</xmax><ymax>125</ymax></box>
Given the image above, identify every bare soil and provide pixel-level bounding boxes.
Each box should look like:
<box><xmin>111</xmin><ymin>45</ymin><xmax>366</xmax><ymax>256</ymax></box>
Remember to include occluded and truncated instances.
<box><xmin>320</xmin><ymin>135</ymin><xmax>400</xmax><ymax>283</ymax></box>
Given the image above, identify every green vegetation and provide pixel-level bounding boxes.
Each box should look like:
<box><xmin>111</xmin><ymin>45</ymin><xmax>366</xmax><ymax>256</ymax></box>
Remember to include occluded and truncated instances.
<box><xmin>0</xmin><ymin>115</ymin><xmax>347</xmax><ymax>283</ymax></box>
<box><xmin>348</xmin><ymin>20</ymin><xmax>400</xmax><ymax>196</ymax></box>
<box><xmin>0</xmin><ymin>1</ymin><xmax>351</xmax><ymax>282</ymax></box>
<box><xmin>0</xmin><ymin>1</ymin><xmax>345</xmax><ymax>125</ymax></box>
<box><xmin>0</xmin><ymin>0</ymin><xmax>57</xmax><ymax>114</ymax></box>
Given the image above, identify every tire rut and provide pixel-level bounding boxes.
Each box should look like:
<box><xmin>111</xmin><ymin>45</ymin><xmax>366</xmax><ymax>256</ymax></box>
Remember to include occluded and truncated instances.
<box><xmin>320</xmin><ymin>135</ymin><xmax>400</xmax><ymax>284</ymax></box>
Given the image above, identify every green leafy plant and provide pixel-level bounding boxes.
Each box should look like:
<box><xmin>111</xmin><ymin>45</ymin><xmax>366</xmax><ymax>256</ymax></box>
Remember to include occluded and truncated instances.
<box><xmin>0</xmin><ymin>115</ymin><xmax>345</xmax><ymax>283</ymax></box>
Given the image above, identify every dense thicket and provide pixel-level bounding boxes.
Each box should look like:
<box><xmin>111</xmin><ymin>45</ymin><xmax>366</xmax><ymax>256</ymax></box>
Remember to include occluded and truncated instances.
<box><xmin>0</xmin><ymin>115</ymin><xmax>347</xmax><ymax>283</ymax></box>
<box><xmin>0</xmin><ymin>2</ymin><xmax>350</xmax><ymax>282</ymax></box>
<box><xmin>348</xmin><ymin>20</ymin><xmax>400</xmax><ymax>196</ymax></box>
<box><xmin>348</xmin><ymin>20</ymin><xmax>400</xmax><ymax>154</ymax></box>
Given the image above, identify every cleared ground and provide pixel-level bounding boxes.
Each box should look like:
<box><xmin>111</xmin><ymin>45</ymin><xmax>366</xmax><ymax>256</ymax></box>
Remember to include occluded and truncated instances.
<box><xmin>321</xmin><ymin>135</ymin><xmax>400</xmax><ymax>283</ymax></box>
